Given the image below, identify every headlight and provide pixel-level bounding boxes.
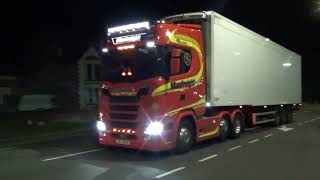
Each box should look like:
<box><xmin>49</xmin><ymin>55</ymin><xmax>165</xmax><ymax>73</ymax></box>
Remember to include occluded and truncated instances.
<box><xmin>97</xmin><ymin>121</ymin><xmax>106</xmax><ymax>131</ymax></box>
<box><xmin>144</xmin><ymin>121</ymin><xmax>164</xmax><ymax>135</ymax></box>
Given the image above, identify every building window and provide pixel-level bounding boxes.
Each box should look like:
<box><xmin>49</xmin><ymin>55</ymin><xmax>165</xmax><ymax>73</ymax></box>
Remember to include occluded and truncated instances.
<box><xmin>87</xmin><ymin>64</ymin><xmax>92</xmax><ymax>80</ymax></box>
<box><xmin>86</xmin><ymin>63</ymin><xmax>100</xmax><ymax>81</ymax></box>
<box><xmin>86</xmin><ymin>87</ymin><xmax>98</xmax><ymax>105</ymax></box>
<box><xmin>94</xmin><ymin>64</ymin><xmax>101</xmax><ymax>80</ymax></box>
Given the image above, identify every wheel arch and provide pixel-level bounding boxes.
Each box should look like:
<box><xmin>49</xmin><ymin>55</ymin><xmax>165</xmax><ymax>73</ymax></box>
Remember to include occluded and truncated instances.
<box><xmin>175</xmin><ymin>109</ymin><xmax>196</xmax><ymax>129</ymax></box>
<box><xmin>230</xmin><ymin>109</ymin><xmax>244</xmax><ymax>123</ymax></box>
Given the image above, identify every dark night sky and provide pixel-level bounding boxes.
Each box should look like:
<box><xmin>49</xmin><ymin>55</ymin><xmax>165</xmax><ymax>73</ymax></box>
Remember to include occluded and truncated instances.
<box><xmin>1</xmin><ymin>0</ymin><xmax>320</xmax><ymax>77</ymax></box>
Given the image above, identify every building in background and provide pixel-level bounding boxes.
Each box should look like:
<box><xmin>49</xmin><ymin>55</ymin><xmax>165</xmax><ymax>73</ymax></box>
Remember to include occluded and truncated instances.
<box><xmin>0</xmin><ymin>76</ymin><xmax>16</xmax><ymax>105</ymax></box>
<box><xmin>0</xmin><ymin>75</ymin><xmax>24</xmax><ymax>112</ymax></box>
<box><xmin>78</xmin><ymin>47</ymin><xmax>101</xmax><ymax>110</ymax></box>
<box><xmin>1</xmin><ymin>46</ymin><xmax>102</xmax><ymax>112</ymax></box>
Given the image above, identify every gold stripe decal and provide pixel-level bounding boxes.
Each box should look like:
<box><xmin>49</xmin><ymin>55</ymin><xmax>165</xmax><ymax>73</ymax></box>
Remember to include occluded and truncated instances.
<box><xmin>199</xmin><ymin>126</ymin><xmax>219</xmax><ymax>138</ymax></box>
<box><xmin>152</xmin><ymin>30</ymin><xmax>204</xmax><ymax>96</ymax></box>
<box><xmin>167</xmin><ymin>98</ymin><xmax>206</xmax><ymax>116</ymax></box>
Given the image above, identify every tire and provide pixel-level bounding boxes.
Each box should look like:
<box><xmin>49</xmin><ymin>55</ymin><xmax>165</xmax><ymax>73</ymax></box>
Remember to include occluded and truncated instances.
<box><xmin>280</xmin><ymin>107</ymin><xmax>288</xmax><ymax>124</ymax></box>
<box><xmin>175</xmin><ymin>120</ymin><xmax>194</xmax><ymax>154</ymax></box>
<box><xmin>218</xmin><ymin>116</ymin><xmax>230</xmax><ymax>141</ymax></box>
<box><xmin>286</xmin><ymin>107</ymin><xmax>293</xmax><ymax>123</ymax></box>
<box><xmin>229</xmin><ymin>114</ymin><xmax>242</xmax><ymax>138</ymax></box>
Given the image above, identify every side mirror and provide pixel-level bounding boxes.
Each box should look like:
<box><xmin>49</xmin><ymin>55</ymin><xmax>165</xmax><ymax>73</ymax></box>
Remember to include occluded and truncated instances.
<box><xmin>170</xmin><ymin>48</ymin><xmax>181</xmax><ymax>75</ymax></box>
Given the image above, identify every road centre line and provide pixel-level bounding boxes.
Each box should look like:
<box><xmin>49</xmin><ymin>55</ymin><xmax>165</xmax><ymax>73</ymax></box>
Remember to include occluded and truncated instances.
<box><xmin>42</xmin><ymin>148</ymin><xmax>104</xmax><ymax>162</ymax></box>
<box><xmin>248</xmin><ymin>139</ymin><xmax>260</xmax><ymax>144</ymax></box>
<box><xmin>264</xmin><ymin>134</ymin><xmax>273</xmax><ymax>138</ymax></box>
<box><xmin>155</xmin><ymin>167</ymin><xmax>186</xmax><ymax>179</ymax></box>
<box><xmin>228</xmin><ymin>145</ymin><xmax>242</xmax><ymax>151</ymax></box>
<box><xmin>198</xmin><ymin>154</ymin><xmax>218</xmax><ymax>162</ymax></box>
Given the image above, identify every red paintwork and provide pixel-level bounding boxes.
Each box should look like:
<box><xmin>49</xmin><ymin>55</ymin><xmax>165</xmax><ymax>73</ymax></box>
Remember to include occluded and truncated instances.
<box><xmin>230</xmin><ymin>110</ymin><xmax>244</xmax><ymax>123</ymax></box>
<box><xmin>98</xmin><ymin>23</ymin><xmax>216</xmax><ymax>151</ymax></box>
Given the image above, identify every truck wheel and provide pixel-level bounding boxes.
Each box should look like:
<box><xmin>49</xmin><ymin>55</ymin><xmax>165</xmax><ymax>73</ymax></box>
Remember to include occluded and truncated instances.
<box><xmin>229</xmin><ymin>114</ymin><xmax>242</xmax><ymax>138</ymax></box>
<box><xmin>175</xmin><ymin>120</ymin><xmax>194</xmax><ymax>154</ymax></box>
<box><xmin>218</xmin><ymin>116</ymin><xmax>230</xmax><ymax>141</ymax></box>
<box><xmin>286</xmin><ymin>106</ymin><xmax>293</xmax><ymax>123</ymax></box>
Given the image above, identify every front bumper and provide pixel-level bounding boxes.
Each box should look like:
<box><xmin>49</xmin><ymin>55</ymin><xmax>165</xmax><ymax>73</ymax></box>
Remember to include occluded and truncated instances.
<box><xmin>98</xmin><ymin>130</ymin><xmax>176</xmax><ymax>152</ymax></box>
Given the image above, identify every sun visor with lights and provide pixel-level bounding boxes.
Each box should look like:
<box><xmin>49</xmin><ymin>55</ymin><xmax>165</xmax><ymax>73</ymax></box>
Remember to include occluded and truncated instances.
<box><xmin>107</xmin><ymin>21</ymin><xmax>150</xmax><ymax>36</ymax></box>
<box><xmin>107</xmin><ymin>21</ymin><xmax>155</xmax><ymax>46</ymax></box>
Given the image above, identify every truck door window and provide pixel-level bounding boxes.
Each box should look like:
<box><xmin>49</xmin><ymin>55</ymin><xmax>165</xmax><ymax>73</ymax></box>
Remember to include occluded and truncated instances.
<box><xmin>170</xmin><ymin>48</ymin><xmax>192</xmax><ymax>75</ymax></box>
<box><xmin>180</xmin><ymin>50</ymin><xmax>192</xmax><ymax>73</ymax></box>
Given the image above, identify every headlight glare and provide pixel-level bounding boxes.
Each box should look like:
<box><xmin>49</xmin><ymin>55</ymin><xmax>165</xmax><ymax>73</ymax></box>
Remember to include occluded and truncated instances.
<box><xmin>144</xmin><ymin>121</ymin><xmax>164</xmax><ymax>135</ymax></box>
<box><xmin>97</xmin><ymin>121</ymin><xmax>106</xmax><ymax>131</ymax></box>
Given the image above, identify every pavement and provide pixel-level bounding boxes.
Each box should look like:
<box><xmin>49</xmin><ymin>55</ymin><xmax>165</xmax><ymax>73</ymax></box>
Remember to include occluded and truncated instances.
<box><xmin>0</xmin><ymin>110</ymin><xmax>95</xmax><ymax>147</ymax></box>
<box><xmin>0</xmin><ymin>107</ymin><xmax>320</xmax><ymax>180</ymax></box>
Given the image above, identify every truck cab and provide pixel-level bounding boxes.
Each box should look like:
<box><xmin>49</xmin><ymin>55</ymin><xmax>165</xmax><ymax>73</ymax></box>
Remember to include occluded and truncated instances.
<box><xmin>97</xmin><ymin>20</ymin><xmax>212</xmax><ymax>153</ymax></box>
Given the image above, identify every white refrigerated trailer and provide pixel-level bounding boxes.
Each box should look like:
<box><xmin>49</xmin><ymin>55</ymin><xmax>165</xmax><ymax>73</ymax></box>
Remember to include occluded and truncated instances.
<box><xmin>164</xmin><ymin>11</ymin><xmax>301</xmax><ymax>126</ymax></box>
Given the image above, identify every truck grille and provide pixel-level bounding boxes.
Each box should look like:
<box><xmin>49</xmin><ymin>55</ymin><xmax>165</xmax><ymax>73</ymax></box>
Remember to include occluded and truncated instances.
<box><xmin>108</xmin><ymin>95</ymin><xmax>140</xmax><ymax>121</ymax></box>
<box><xmin>110</xmin><ymin>105</ymin><xmax>139</xmax><ymax>112</ymax></box>
<box><xmin>109</xmin><ymin>96</ymin><xmax>139</xmax><ymax>103</ymax></box>
<box><xmin>111</xmin><ymin>121</ymin><xmax>140</xmax><ymax>129</ymax></box>
<box><xmin>110</xmin><ymin>113</ymin><xmax>138</xmax><ymax>120</ymax></box>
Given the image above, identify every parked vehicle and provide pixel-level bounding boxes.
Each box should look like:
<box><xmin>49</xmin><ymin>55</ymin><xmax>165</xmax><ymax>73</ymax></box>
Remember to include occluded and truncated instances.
<box><xmin>18</xmin><ymin>94</ymin><xmax>58</xmax><ymax>111</ymax></box>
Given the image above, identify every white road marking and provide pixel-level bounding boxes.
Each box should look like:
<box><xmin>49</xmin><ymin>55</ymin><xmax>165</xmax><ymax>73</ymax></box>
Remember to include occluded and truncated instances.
<box><xmin>198</xmin><ymin>154</ymin><xmax>218</xmax><ymax>162</ymax></box>
<box><xmin>0</xmin><ymin>147</ymin><xmax>15</xmax><ymax>151</ymax></box>
<box><xmin>264</xmin><ymin>134</ymin><xmax>273</xmax><ymax>138</ymax></box>
<box><xmin>277</xmin><ymin>125</ymin><xmax>294</xmax><ymax>132</ymax></box>
<box><xmin>228</xmin><ymin>145</ymin><xmax>242</xmax><ymax>151</ymax></box>
<box><xmin>297</xmin><ymin>123</ymin><xmax>303</xmax><ymax>126</ymax></box>
<box><xmin>42</xmin><ymin>148</ymin><xmax>104</xmax><ymax>162</ymax></box>
<box><xmin>309</xmin><ymin>116</ymin><xmax>320</xmax><ymax>121</ymax></box>
<box><xmin>248</xmin><ymin>139</ymin><xmax>260</xmax><ymax>144</ymax></box>
<box><xmin>155</xmin><ymin>167</ymin><xmax>186</xmax><ymax>179</ymax></box>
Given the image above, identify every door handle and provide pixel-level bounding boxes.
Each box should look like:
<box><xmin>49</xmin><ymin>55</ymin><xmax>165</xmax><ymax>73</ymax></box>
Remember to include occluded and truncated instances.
<box><xmin>180</xmin><ymin>94</ymin><xmax>186</xmax><ymax>101</ymax></box>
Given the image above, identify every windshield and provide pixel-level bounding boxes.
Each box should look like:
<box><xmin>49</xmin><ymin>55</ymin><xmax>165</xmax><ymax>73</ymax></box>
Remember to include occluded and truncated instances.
<box><xmin>102</xmin><ymin>46</ymin><xmax>171</xmax><ymax>82</ymax></box>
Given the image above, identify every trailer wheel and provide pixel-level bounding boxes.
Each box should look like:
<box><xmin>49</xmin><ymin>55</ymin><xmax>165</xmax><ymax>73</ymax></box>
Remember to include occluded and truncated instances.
<box><xmin>218</xmin><ymin>116</ymin><xmax>230</xmax><ymax>141</ymax></box>
<box><xmin>229</xmin><ymin>114</ymin><xmax>242</xmax><ymax>138</ymax></box>
<box><xmin>286</xmin><ymin>106</ymin><xmax>293</xmax><ymax>123</ymax></box>
<box><xmin>175</xmin><ymin>120</ymin><xmax>194</xmax><ymax>154</ymax></box>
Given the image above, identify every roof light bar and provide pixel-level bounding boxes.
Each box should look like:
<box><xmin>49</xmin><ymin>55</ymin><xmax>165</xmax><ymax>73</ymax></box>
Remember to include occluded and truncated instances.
<box><xmin>108</xmin><ymin>21</ymin><xmax>150</xmax><ymax>35</ymax></box>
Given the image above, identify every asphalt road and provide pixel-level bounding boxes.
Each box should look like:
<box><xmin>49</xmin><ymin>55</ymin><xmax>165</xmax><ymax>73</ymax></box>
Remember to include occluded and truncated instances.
<box><xmin>1</xmin><ymin>109</ymin><xmax>320</xmax><ymax>180</ymax></box>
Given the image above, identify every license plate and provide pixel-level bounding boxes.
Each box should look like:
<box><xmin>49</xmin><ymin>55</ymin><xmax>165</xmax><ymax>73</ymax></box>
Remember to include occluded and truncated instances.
<box><xmin>116</xmin><ymin>139</ymin><xmax>130</xmax><ymax>145</ymax></box>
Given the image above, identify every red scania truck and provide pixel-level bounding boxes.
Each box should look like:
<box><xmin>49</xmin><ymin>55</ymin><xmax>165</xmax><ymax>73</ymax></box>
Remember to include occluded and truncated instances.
<box><xmin>97</xmin><ymin>11</ymin><xmax>301</xmax><ymax>153</ymax></box>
